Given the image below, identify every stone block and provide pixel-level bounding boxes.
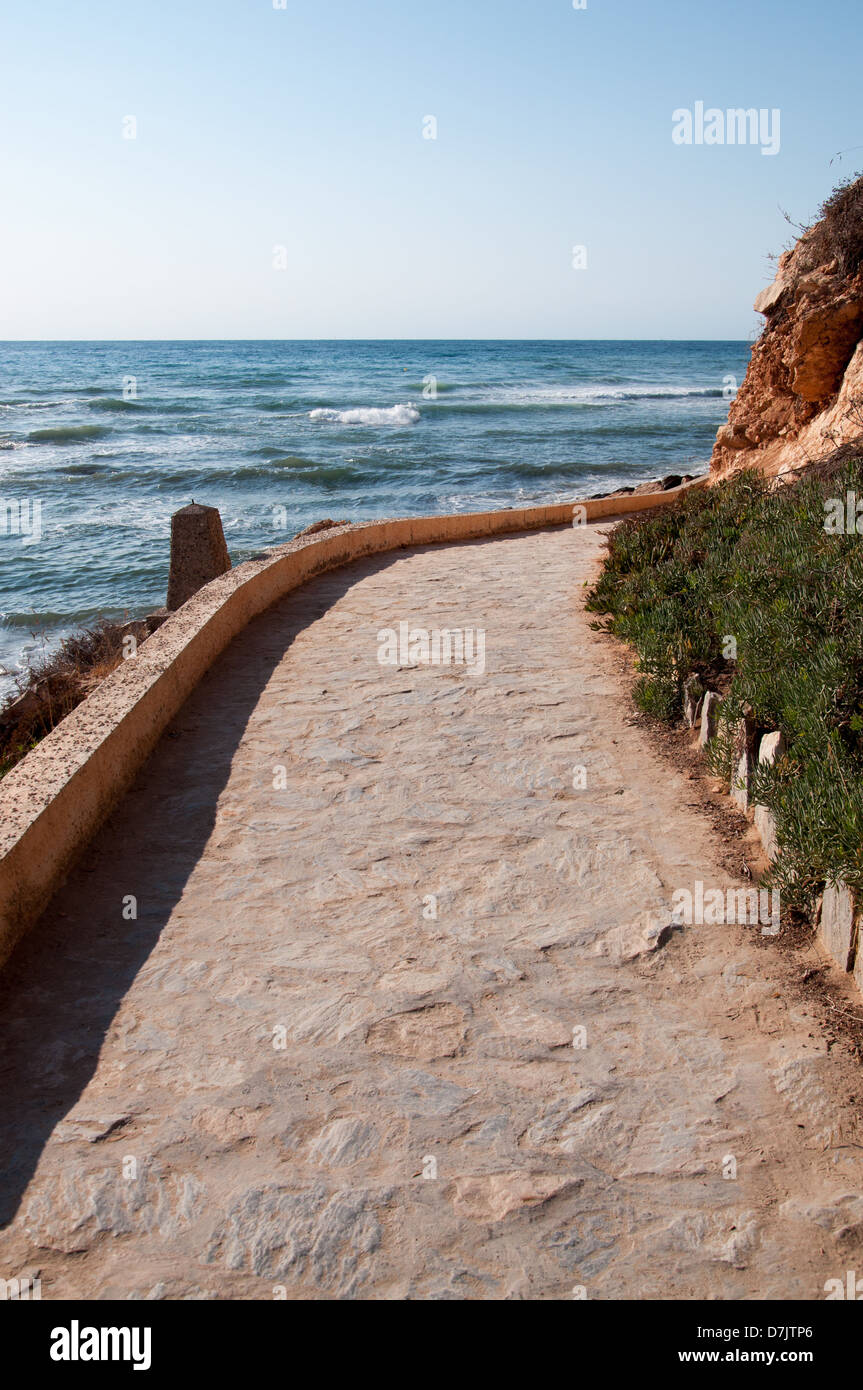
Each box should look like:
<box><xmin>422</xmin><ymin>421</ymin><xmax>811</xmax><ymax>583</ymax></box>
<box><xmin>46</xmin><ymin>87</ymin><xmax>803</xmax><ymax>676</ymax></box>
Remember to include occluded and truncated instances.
<box><xmin>698</xmin><ymin>692</ymin><xmax>723</xmax><ymax>748</ymax></box>
<box><xmin>731</xmin><ymin>750</ymin><xmax>750</xmax><ymax>811</ymax></box>
<box><xmin>754</xmin><ymin>805</ymin><xmax>779</xmax><ymax>861</ymax></box>
<box><xmin>167</xmin><ymin>503</ymin><xmax>231</xmax><ymax>611</ymax></box>
<box><xmin>759</xmin><ymin>731</ymin><xmax>785</xmax><ymax>765</ymax></box>
<box><xmin>854</xmin><ymin>931</ymin><xmax>863</xmax><ymax>996</ymax></box>
<box><xmin>753</xmin><ymin>732</ymin><xmax>786</xmax><ymax>860</ymax></box>
<box><xmin>818</xmin><ymin>882</ymin><xmax>857</xmax><ymax>972</ymax></box>
<box><xmin>730</xmin><ymin>710</ymin><xmax>756</xmax><ymax>810</ymax></box>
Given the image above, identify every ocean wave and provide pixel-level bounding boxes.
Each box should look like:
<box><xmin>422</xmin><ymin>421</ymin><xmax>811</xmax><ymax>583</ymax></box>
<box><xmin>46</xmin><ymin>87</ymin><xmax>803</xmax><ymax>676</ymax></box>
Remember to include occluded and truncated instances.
<box><xmin>288</xmin><ymin>463</ymin><xmax>359</xmax><ymax>485</ymax></box>
<box><xmin>0</xmin><ymin>606</ymin><xmax>141</xmax><ymax>633</ymax></box>
<box><xmin>495</xmin><ymin>385</ymin><xmax>725</xmax><ymax>402</ymax></box>
<box><xmin>87</xmin><ymin>398</ymin><xmax>143</xmax><ymax>412</ymax></box>
<box><xmin>253</xmin><ymin>454</ymin><xmax>322</xmax><ymax>468</ymax></box>
<box><xmin>48</xmin><ymin>462</ymin><xmax>120</xmax><ymax>477</ymax></box>
<box><xmin>424</xmin><ymin>388</ymin><xmax>724</xmax><ymax>415</ymax></box>
<box><xmin>254</xmin><ymin>399</ymin><xmax>302</xmax><ymax>412</ymax></box>
<box><xmin>601</xmin><ymin>386</ymin><xmax>720</xmax><ymax>400</ymax></box>
<box><xmin>403</xmin><ymin>381</ymin><xmax>456</xmax><ymax>394</ymax></box>
<box><xmin>477</xmin><ymin>420</ymin><xmax>718</xmax><ymax>442</ymax></box>
<box><xmin>8</xmin><ymin>385</ymin><xmax>108</xmax><ymax>398</ymax></box>
<box><xmin>27</xmin><ymin>424</ymin><xmax>111</xmax><ymax>444</ymax></box>
<box><xmin>577</xmin><ymin>421</ymin><xmax>720</xmax><ymax>439</ymax></box>
<box><xmin>0</xmin><ymin>398</ymin><xmax>82</xmax><ymax>412</ymax></box>
<box><xmin>309</xmin><ymin>404</ymin><xmax>421</xmax><ymax>427</ymax></box>
<box><xmin>220</xmin><ymin>375</ymin><xmax>289</xmax><ymax>388</ymax></box>
<box><xmin>447</xmin><ymin>459</ymin><xmax>584</xmax><ymax>481</ymax></box>
<box><xmin>0</xmin><ymin>610</ymin><xmax>97</xmax><ymax>629</ymax></box>
<box><xmin>148</xmin><ymin>458</ymin><xmax>359</xmax><ymax>487</ymax></box>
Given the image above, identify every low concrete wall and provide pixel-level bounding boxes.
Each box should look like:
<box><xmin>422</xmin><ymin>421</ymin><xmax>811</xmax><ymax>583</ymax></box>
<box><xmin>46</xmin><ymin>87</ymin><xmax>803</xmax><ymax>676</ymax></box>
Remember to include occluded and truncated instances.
<box><xmin>0</xmin><ymin>480</ymin><xmax>705</xmax><ymax>968</ymax></box>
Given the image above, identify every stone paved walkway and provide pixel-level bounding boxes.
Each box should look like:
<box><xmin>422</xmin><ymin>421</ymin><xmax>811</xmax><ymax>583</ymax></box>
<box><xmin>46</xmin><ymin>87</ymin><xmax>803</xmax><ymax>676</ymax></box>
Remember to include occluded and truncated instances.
<box><xmin>1</xmin><ymin>523</ymin><xmax>862</xmax><ymax>1300</ymax></box>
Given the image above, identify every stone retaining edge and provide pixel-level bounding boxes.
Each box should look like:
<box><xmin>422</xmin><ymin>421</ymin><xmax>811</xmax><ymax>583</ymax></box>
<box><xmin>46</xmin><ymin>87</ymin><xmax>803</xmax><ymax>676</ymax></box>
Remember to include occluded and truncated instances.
<box><xmin>0</xmin><ymin>478</ymin><xmax>706</xmax><ymax>967</ymax></box>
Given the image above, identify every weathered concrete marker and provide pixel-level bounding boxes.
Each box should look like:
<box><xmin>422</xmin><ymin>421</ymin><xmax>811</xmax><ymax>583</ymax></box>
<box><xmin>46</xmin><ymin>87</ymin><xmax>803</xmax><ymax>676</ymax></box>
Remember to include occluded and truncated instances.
<box><xmin>166</xmin><ymin>502</ymin><xmax>231</xmax><ymax>611</ymax></box>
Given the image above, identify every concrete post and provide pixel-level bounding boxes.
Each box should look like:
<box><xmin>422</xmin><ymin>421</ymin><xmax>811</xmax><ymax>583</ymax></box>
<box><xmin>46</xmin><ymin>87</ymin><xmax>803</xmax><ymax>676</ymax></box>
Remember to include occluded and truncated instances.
<box><xmin>167</xmin><ymin>503</ymin><xmax>231</xmax><ymax>611</ymax></box>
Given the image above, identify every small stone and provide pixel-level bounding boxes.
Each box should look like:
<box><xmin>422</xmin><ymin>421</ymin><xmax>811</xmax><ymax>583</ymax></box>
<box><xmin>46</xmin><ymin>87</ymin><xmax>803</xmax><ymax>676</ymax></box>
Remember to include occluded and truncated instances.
<box><xmin>145</xmin><ymin>609</ymin><xmax>168</xmax><ymax>634</ymax></box>
<box><xmin>381</xmin><ymin>1069</ymin><xmax>473</xmax><ymax>1118</ymax></box>
<box><xmin>295</xmin><ymin>518</ymin><xmax>350</xmax><ymax>538</ymax></box>
<box><xmin>731</xmin><ymin>750</ymin><xmax>750</xmax><ymax>811</ymax></box>
<box><xmin>698</xmin><ymin>692</ymin><xmax>723</xmax><ymax>748</ymax></box>
<box><xmin>731</xmin><ymin>710</ymin><xmax>756</xmax><ymax>811</ymax></box>
<box><xmin>308</xmin><ymin>1116</ymin><xmax>380</xmax><ymax>1168</ymax></box>
<box><xmin>818</xmin><ymin>881</ymin><xmax>856</xmax><ymax>972</ymax></box>
<box><xmin>754</xmin><ymin>805</ymin><xmax>779</xmax><ymax>861</ymax></box>
<box><xmin>754</xmin><ymin>278</ymin><xmax>788</xmax><ymax>316</ymax></box>
<box><xmin>450</xmin><ymin>1173</ymin><xmax>579</xmax><ymax>1222</ymax></box>
<box><xmin>596</xmin><ymin>909</ymin><xmax>676</xmax><ymax>963</ymax></box>
<box><xmin>753</xmin><ymin>732</ymin><xmax>786</xmax><ymax>860</ymax></box>
<box><xmin>759</xmin><ymin>731</ymin><xmax>786</xmax><ymax>765</ymax></box>
<box><xmin>683</xmin><ymin>675</ymin><xmax>704</xmax><ymax>729</ymax></box>
<box><xmin>365</xmin><ymin>1003</ymin><xmax>466</xmax><ymax>1060</ymax></box>
<box><xmin>632</xmin><ymin>479</ymin><xmax>663</xmax><ymax>495</ymax></box>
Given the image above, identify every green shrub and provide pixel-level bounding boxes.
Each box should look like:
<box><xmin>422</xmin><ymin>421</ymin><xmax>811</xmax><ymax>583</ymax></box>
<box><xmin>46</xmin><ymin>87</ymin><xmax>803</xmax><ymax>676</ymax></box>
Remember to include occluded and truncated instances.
<box><xmin>586</xmin><ymin>457</ymin><xmax>863</xmax><ymax>909</ymax></box>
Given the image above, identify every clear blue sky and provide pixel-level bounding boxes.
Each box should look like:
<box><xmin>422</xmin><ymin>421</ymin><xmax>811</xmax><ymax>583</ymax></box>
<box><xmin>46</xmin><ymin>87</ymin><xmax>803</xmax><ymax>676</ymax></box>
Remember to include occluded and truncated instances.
<box><xmin>0</xmin><ymin>0</ymin><xmax>860</xmax><ymax>339</ymax></box>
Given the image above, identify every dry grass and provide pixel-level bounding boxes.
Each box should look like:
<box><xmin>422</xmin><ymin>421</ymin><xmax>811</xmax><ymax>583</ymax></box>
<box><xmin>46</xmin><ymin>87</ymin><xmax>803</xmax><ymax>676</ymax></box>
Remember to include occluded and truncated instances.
<box><xmin>796</xmin><ymin>173</ymin><xmax>863</xmax><ymax>277</ymax></box>
<box><xmin>0</xmin><ymin>620</ymin><xmax>130</xmax><ymax>778</ymax></box>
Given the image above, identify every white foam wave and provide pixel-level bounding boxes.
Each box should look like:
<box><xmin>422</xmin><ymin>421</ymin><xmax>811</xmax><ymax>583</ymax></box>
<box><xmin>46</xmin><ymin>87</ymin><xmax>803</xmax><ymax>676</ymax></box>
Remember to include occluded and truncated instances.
<box><xmin>309</xmin><ymin>403</ymin><xmax>421</xmax><ymax>427</ymax></box>
<box><xmin>474</xmin><ymin>384</ymin><xmax>721</xmax><ymax>404</ymax></box>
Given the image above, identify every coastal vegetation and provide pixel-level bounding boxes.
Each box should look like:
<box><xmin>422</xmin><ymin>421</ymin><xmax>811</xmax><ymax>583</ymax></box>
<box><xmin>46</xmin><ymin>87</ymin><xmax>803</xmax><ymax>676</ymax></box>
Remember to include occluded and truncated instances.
<box><xmin>796</xmin><ymin>172</ymin><xmax>863</xmax><ymax>278</ymax></box>
<box><xmin>0</xmin><ymin>620</ymin><xmax>128</xmax><ymax>778</ymax></box>
<box><xmin>586</xmin><ymin>449</ymin><xmax>863</xmax><ymax>911</ymax></box>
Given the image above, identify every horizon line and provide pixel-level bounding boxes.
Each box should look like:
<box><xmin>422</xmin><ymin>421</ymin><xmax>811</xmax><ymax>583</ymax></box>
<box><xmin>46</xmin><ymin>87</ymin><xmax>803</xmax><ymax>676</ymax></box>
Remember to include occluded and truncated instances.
<box><xmin>0</xmin><ymin>335</ymin><xmax>754</xmax><ymax>345</ymax></box>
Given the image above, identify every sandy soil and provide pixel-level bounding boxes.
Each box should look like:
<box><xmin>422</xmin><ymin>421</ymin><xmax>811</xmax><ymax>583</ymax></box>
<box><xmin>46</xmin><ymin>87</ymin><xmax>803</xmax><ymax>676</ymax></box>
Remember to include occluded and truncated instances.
<box><xmin>0</xmin><ymin>522</ymin><xmax>862</xmax><ymax>1300</ymax></box>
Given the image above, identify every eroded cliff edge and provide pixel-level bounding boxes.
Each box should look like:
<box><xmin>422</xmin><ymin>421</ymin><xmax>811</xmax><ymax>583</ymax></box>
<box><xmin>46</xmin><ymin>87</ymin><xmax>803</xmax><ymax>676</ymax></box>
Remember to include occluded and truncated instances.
<box><xmin>711</xmin><ymin>176</ymin><xmax>863</xmax><ymax>480</ymax></box>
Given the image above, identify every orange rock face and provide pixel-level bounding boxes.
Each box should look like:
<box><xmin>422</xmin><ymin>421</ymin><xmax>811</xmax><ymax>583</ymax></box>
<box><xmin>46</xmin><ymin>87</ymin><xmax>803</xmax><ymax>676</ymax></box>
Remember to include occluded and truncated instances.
<box><xmin>711</xmin><ymin>210</ymin><xmax>863</xmax><ymax>481</ymax></box>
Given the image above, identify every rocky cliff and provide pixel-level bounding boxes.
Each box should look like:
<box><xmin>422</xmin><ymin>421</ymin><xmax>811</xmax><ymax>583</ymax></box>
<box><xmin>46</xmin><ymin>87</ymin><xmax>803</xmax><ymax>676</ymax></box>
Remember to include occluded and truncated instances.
<box><xmin>711</xmin><ymin>176</ymin><xmax>863</xmax><ymax>480</ymax></box>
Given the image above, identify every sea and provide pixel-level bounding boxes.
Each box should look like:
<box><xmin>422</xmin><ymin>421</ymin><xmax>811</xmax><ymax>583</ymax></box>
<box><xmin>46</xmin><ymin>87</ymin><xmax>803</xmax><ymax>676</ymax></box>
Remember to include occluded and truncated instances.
<box><xmin>0</xmin><ymin>339</ymin><xmax>748</xmax><ymax>698</ymax></box>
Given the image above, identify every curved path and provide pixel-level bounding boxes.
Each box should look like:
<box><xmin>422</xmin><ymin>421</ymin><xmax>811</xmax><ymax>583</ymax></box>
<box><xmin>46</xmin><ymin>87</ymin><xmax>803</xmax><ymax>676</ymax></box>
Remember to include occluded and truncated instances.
<box><xmin>0</xmin><ymin>522</ymin><xmax>861</xmax><ymax>1300</ymax></box>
